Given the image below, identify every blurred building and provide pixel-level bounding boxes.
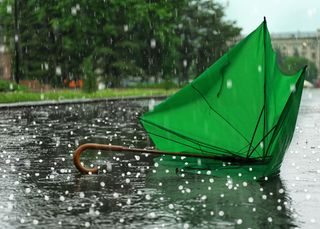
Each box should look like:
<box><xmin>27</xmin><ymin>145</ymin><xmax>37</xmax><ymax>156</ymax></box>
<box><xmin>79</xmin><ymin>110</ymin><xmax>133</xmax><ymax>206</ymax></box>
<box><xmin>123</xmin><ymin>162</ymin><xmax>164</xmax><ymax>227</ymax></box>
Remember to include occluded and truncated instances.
<box><xmin>271</xmin><ymin>29</ymin><xmax>320</xmax><ymax>79</ymax></box>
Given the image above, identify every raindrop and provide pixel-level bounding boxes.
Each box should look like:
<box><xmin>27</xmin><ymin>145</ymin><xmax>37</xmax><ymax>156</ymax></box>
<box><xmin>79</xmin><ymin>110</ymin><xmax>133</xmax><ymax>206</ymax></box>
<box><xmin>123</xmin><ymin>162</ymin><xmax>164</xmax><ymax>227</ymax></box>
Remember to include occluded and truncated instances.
<box><xmin>258</xmin><ymin>65</ymin><xmax>262</xmax><ymax>72</ymax></box>
<box><xmin>148</xmin><ymin>212</ymin><xmax>156</xmax><ymax>218</ymax></box>
<box><xmin>106</xmin><ymin>161</ymin><xmax>112</xmax><ymax>172</ymax></box>
<box><xmin>148</xmin><ymin>99</ymin><xmax>155</xmax><ymax>111</ymax></box>
<box><xmin>236</xmin><ymin>219</ymin><xmax>243</xmax><ymax>224</ymax></box>
<box><xmin>7</xmin><ymin>5</ymin><xmax>12</xmax><ymax>14</ymax></box>
<box><xmin>201</xmin><ymin>195</ymin><xmax>207</xmax><ymax>201</ymax></box>
<box><xmin>55</xmin><ymin>66</ymin><xmax>62</xmax><ymax>75</ymax></box>
<box><xmin>24</xmin><ymin>160</ymin><xmax>31</xmax><ymax>168</ymax></box>
<box><xmin>150</xmin><ymin>39</ymin><xmax>156</xmax><ymax>48</ymax></box>
<box><xmin>183</xmin><ymin>60</ymin><xmax>188</xmax><ymax>67</ymax></box>
<box><xmin>71</xmin><ymin>7</ymin><xmax>77</xmax><ymax>15</ymax></box>
<box><xmin>226</xmin><ymin>79</ymin><xmax>233</xmax><ymax>89</ymax></box>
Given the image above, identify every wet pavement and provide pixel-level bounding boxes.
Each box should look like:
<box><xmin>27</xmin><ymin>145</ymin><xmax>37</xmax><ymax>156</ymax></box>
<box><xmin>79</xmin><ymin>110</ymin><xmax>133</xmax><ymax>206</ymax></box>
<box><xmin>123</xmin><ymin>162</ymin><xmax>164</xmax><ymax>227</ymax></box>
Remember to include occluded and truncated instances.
<box><xmin>0</xmin><ymin>89</ymin><xmax>319</xmax><ymax>228</ymax></box>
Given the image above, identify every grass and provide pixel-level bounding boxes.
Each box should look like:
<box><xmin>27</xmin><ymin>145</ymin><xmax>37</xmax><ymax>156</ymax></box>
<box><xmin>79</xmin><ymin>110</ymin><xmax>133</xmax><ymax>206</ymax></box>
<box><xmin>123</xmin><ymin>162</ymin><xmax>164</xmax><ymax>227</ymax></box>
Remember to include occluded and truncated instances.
<box><xmin>0</xmin><ymin>88</ymin><xmax>177</xmax><ymax>104</ymax></box>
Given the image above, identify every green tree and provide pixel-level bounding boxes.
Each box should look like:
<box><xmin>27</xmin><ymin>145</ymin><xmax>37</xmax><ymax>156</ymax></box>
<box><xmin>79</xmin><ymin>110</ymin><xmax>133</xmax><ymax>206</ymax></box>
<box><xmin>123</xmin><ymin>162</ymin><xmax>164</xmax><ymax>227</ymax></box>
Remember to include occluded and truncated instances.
<box><xmin>279</xmin><ymin>56</ymin><xmax>318</xmax><ymax>83</ymax></box>
<box><xmin>175</xmin><ymin>1</ymin><xmax>241</xmax><ymax>84</ymax></box>
<box><xmin>0</xmin><ymin>0</ymin><xmax>241</xmax><ymax>90</ymax></box>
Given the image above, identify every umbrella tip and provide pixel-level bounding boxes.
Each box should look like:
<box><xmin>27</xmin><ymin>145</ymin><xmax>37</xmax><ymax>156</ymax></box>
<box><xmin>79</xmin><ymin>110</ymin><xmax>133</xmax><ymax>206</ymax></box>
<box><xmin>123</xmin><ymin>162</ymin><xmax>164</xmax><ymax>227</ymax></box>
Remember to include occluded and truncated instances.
<box><xmin>302</xmin><ymin>65</ymin><xmax>308</xmax><ymax>73</ymax></box>
<box><xmin>263</xmin><ymin>16</ymin><xmax>266</xmax><ymax>22</ymax></box>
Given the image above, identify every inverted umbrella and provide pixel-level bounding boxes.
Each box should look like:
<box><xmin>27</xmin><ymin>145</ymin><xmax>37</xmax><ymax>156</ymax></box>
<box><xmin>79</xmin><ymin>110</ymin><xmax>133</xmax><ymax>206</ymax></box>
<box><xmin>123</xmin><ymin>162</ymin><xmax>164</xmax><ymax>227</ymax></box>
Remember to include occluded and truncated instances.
<box><xmin>74</xmin><ymin>18</ymin><xmax>306</xmax><ymax>178</ymax></box>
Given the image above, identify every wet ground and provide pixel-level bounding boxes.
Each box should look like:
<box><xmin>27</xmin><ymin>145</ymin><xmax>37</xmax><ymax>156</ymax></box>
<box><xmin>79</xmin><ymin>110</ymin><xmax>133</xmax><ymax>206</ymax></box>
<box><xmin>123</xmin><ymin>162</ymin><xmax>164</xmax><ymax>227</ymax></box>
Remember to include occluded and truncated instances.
<box><xmin>0</xmin><ymin>89</ymin><xmax>319</xmax><ymax>228</ymax></box>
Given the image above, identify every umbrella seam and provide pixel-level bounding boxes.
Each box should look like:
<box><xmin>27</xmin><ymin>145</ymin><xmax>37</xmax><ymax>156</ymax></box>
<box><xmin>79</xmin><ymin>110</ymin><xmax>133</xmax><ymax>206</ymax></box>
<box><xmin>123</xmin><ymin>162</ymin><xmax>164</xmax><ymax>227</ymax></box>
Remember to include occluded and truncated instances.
<box><xmin>191</xmin><ymin>84</ymin><xmax>250</xmax><ymax>144</ymax></box>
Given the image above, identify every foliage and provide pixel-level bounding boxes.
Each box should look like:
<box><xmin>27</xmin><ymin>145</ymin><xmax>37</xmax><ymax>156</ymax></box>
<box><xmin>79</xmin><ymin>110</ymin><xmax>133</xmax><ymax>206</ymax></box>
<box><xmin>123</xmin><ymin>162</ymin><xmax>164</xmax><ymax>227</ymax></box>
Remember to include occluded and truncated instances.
<box><xmin>286</xmin><ymin>57</ymin><xmax>318</xmax><ymax>83</ymax></box>
<box><xmin>277</xmin><ymin>53</ymin><xmax>318</xmax><ymax>83</ymax></box>
<box><xmin>134</xmin><ymin>81</ymin><xmax>178</xmax><ymax>89</ymax></box>
<box><xmin>0</xmin><ymin>79</ymin><xmax>27</xmax><ymax>92</ymax></box>
<box><xmin>0</xmin><ymin>88</ymin><xmax>176</xmax><ymax>103</ymax></box>
<box><xmin>0</xmin><ymin>0</ymin><xmax>241</xmax><ymax>91</ymax></box>
<box><xmin>82</xmin><ymin>56</ymin><xmax>97</xmax><ymax>93</ymax></box>
<box><xmin>176</xmin><ymin>1</ymin><xmax>241</xmax><ymax>84</ymax></box>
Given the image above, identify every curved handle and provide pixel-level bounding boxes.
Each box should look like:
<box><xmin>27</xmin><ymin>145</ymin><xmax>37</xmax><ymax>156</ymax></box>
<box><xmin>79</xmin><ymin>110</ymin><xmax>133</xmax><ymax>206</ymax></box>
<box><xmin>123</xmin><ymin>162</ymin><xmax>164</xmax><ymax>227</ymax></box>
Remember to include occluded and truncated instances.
<box><xmin>73</xmin><ymin>144</ymin><xmax>99</xmax><ymax>174</ymax></box>
<box><xmin>73</xmin><ymin>143</ymin><xmax>138</xmax><ymax>174</ymax></box>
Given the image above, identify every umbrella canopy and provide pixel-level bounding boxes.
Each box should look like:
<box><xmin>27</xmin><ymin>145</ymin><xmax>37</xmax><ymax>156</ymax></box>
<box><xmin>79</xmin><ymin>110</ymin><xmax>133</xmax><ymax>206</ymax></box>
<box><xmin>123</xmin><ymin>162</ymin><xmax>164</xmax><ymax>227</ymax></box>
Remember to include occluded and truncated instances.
<box><xmin>140</xmin><ymin>19</ymin><xmax>306</xmax><ymax>175</ymax></box>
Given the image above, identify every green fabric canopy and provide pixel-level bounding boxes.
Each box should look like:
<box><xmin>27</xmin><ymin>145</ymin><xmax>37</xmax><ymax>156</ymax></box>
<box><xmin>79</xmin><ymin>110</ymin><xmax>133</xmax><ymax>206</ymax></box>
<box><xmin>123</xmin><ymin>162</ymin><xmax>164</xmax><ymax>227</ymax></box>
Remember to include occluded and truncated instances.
<box><xmin>140</xmin><ymin>19</ymin><xmax>306</xmax><ymax>175</ymax></box>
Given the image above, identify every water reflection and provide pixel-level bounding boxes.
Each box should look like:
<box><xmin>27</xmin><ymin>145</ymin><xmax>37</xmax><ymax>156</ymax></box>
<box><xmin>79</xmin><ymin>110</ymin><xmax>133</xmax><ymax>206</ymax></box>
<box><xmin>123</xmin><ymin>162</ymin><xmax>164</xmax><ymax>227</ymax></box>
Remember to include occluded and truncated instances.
<box><xmin>0</xmin><ymin>93</ymin><xmax>318</xmax><ymax>228</ymax></box>
<box><xmin>146</xmin><ymin>160</ymin><xmax>296</xmax><ymax>228</ymax></box>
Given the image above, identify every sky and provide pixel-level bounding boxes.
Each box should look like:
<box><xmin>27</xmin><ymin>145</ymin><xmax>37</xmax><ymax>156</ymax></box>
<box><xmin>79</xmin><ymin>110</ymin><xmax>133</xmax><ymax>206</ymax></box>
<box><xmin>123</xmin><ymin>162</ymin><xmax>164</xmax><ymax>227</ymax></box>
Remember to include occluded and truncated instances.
<box><xmin>216</xmin><ymin>0</ymin><xmax>320</xmax><ymax>34</ymax></box>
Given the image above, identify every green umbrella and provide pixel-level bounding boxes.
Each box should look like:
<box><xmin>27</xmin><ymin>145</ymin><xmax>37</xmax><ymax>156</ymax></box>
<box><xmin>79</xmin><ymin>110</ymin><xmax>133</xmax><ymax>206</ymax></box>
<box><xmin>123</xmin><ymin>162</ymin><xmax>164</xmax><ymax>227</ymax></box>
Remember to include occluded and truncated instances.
<box><xmin>73</xmin><ymin>19</ymin><xmax>306</xmax><ymax>178</ymax></box>
<box><xmin>140</xmin><ymin>18</ymin><xmax>306</xmax><ymax>177</ymax></box>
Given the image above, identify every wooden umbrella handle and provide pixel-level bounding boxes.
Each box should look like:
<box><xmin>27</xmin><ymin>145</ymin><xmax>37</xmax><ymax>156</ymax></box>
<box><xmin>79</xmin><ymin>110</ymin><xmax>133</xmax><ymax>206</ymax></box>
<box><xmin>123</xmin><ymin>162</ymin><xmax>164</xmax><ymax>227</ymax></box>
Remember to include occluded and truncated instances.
<box><xmin>73</xmin><ymin>143</ymin><xmax>263</xmax><ymax>174</ymax></box>
<box><xmin>73</xmin><ymin>143</ymin><xmax>127</xmax><ymax>174</ymax></box>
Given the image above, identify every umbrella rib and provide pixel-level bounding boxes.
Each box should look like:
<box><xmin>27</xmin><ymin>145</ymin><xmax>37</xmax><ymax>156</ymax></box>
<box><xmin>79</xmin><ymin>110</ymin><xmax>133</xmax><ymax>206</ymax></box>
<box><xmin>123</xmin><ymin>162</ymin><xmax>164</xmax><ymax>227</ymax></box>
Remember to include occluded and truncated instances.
<box><xmin>141</xmin><ymin>118</ymin><xmax>231</xmax><ymax>152</ymax></box>
<box><xmin>146</xmin><ymin>130</ymin><xmax>238</xmax><ymax>157</ymax></box>
<box><xmin>247</xmin><ymin>105</ymin><xmax>265</xmax><ymax>157</ymax></box>
<box><xmin>191</xmin><ymin>84</ymin><xmax>250</xmax><ymax>144</ymax></box>
<box><xmin>265</xmin><ymin>69</ymin><xmax>306</xmax><ymax>156</ymax></box>
<box><xmin>141</xmin><ymin>118</ymin><xmax>238</xmax><ymax>155</ymax></box>
<box><xmin>263</xmin><ymin>17</ymin><xmax>268</xmax><ymax>157</ymax></box>
<box><xmin>250</xmin><ymin>49</ymin><xmax>306</xmax><ymax>158</ymax></box>
<box><xmin>236</xmin><ymin>143</ymin><xmax>251</xmax><ymax>154</ymax></box>
<box><xmin>247</xmin><ymin>125</ymin><xmax>276</xmax><ymax>158</ymax></box>
<box><xmin>141</xmin><ymin>118</ymin><xmax>234</xmax><ymax>154</ymax></box>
